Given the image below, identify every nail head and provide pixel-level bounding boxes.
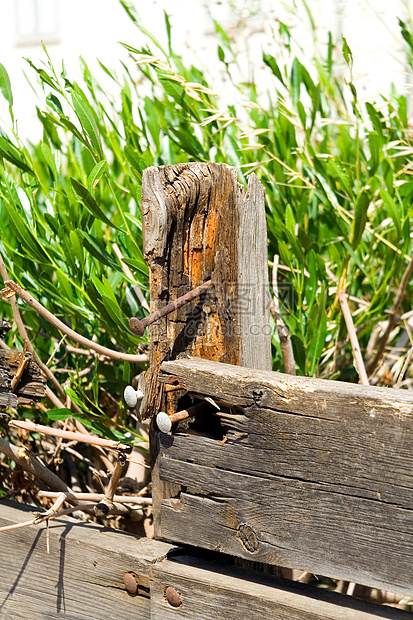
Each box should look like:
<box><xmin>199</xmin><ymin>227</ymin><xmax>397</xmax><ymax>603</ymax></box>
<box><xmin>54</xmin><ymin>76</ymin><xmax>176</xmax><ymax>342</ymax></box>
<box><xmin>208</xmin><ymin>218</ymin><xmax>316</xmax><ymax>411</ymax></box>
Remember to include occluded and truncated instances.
<box><xmin>165</xmin><ymin>586</ymin><xmax>181</xmax><ymax>607</ymax></box>
<box><xmin>124</xmin><ymin>572</ymin><xmax>138</xmax><ymax>595</ymax></box>
<box><xmin>156</xmin><ymin>411</ymin><xmax>172</xmax><ymax>433</ymax></box>
<box><xmin>124</xmin><ymin>385</ymin><xmax>138</xmax><ymax>408</ymax></box>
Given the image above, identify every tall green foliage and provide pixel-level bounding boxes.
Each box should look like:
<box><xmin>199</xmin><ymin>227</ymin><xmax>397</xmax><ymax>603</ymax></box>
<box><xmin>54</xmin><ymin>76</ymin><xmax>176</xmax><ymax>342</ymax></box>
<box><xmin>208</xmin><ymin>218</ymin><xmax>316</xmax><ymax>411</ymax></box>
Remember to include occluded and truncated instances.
<box><xmin>1</xmin><ymin>4</ymin><xmax>413</xmax><ymax>435</ymax></box>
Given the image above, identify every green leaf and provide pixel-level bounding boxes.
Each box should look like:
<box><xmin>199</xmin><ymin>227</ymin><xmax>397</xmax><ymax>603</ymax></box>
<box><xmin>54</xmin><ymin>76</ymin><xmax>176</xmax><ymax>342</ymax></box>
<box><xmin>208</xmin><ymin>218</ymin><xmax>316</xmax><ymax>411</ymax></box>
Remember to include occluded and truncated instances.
<box><xmin>342</xmin><ymin>37</ymin><xmax>353</xmax><ymax>71</ymax></box>
<box><xmin>71</xmin><ymin>90</ymin><xmax>104</xmax><ymax>160</ymax></box>
<box><xmin>70</xmin><ymin>178</ymin><xmax>120</xmax><ymax>230</ymax></box>
<box><xmin>0</xmin><ymin>134</ymin><xmax>33</xmax><ymax>174</ymax></box>
<box><xmin>367</xmin><ymin>132</ymin><xmax>380</xmax><ymax>176</ymax></box>
<box><xmin>121</xmin><ymin>257</ymin><xmax>149</xmax><ymax>278</ymax></box>
<box><xmin>380</xmin><ymin>188</ymin><xmax>402</xmax><ymax>239</ymax></box>
<box><xmin>77</xmin><ymin>230</ymin><xmax>120</xmax><ymax>271</ymax></box>
<box><xmin>351</xmin><ymin>190</ymin><xmax>369</xmax><ymax>249</ymax></box>
<box><xmin>291</xmin><ymin>334</ymin><xmax>306</xmax><ymax>374</ymax></box>
<box><xmin>263</xmin><ymin>53</ymin><xmax>285</xmax><ymax>86</ymax></box>
<box><xmin>160</xmin><ymin>77</ymin><xmax>184</xmax><ymax>102</ymax></box>
<box><xmin>308</xmin><ymin>313</ymin><xmax>327</xmax><ymax>375</ymax></box>
<box><xmin>0</xmin><ymin>63</ymin><xmax>13</xmax><ymax>111</ymax></box>
<box><xmin>41</xmin><ymin>142</ymin><xmax>58</xmax><ymax>180</ymax></box>
<box><xmin>87</xmin><ymin>160</ymin><xmax>107</xmax><ymax>193</ymax></box>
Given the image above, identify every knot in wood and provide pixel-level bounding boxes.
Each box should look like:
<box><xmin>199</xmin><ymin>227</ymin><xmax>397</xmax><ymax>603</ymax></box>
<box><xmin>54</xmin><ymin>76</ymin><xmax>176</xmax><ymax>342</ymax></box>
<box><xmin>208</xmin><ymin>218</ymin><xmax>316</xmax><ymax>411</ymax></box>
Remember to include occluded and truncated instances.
<box><xmin>237</xmin><ymin>523</ymin><xmax>260</xmax><ymax>553</ymax></box>
<box><xmin>252</xmin><ymin>388</ymin><xmax>265</xmax><ymax>406</ymax></box>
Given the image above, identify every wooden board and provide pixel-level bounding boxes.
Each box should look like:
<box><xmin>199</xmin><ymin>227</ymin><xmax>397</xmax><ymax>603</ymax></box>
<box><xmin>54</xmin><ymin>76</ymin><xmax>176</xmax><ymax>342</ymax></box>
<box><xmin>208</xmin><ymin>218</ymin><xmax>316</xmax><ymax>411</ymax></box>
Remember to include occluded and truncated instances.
<box><xmin>0</xmin><ymin>349</ymin><xmax>46</xmax><ymax>407</ymax></box>
<box><xmin>0</xmin><ymin>500</ymin><xmax>172</xmax><ymax>620</ymax></box>
<box><xmin>0</xmin><ymin>501</ymin><xmax>409</xmax><ymax>619</ymax></box>
<box><xmin>140</xmin><ymin>162</ymin><xmax>271</xmax><ymax>420</ymax></box>
<box><xmin>155</xmin><ymin>357</ymin><xmax>413</xmax><ymax>596</ymax></box>
<box><xmin>150</xmin><ymin>555</ymin><xmax>410</xmax><ymax>620</ymax></box>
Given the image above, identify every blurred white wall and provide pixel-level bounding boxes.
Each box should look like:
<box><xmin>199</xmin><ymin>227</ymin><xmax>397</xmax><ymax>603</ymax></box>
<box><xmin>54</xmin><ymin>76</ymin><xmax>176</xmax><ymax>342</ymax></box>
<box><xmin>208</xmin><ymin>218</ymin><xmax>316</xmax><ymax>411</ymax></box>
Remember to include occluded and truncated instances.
<box><xmin>0</xmin><ymin>0</ymin><xmax>411</xmax><ymax>141</ymax></box>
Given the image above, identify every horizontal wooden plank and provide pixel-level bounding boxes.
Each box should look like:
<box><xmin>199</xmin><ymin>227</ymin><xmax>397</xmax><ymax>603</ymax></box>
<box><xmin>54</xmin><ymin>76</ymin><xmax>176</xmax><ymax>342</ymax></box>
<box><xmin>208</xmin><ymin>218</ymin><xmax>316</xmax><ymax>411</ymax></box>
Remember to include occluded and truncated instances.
<box><xmin>150</xmin><ymin>556</ymin><xmax>410</xmax><ymax>620</ymax></box>
<box><xmin>0</xmin><ymin>500</ymin><xmax>172</xmax><ymax>619</ymax></box>
<box><xmin>1</xmin><ymin>501</ymin><xmax>409</xmax><ymax>620</ymax></box>
<box><xmin>156</xmin><ymin>357</ymin><xmax>413</xmax><ymax>595</ymax></box>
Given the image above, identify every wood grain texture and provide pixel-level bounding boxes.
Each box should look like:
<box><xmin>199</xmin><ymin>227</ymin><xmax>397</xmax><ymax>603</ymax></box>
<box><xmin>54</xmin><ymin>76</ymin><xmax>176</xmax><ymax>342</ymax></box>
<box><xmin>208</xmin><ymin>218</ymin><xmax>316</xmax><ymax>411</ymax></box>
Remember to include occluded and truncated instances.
<box><xmin>0</xmin><ymin>349</ymin><xmax>46</xmax><ymax>405</ymax></box>
<box><xmin>150</xmin><ymin>556</ymin><xmax>410</xmax><ymax>620</ymax></box>
<box><xmin>0</xmin><ymin>392</ymin><xmax>17</xmax><ymax>410</ymax></box>
<box><xmin>0</xmin><ymin>500</ymin><xmax>173</xmax><ymax>620</ymax></box>
<box><xmin>0</xmin><ymin>501</ymin><xmax>408</xmax><ymax>620</ymax></box>
<box><xmin>140</xmin><ymin>163</ymin><xmax>271</xmax><ymax>420</ymax></box>
<box><xmin>155</xmin><ymin>357</ymin><xmax>413</xmax><ymax>595</ymax></box>
<box><xmin>0</xmin><ymin>320</ymin><xmax>11</xmax><ymax>338</ymax></box>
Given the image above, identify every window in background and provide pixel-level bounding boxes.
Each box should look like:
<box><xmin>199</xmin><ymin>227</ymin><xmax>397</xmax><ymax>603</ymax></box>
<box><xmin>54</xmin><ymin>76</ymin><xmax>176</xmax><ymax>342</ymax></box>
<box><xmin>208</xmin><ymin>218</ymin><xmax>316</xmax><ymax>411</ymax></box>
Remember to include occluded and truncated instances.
<box><xmin>15</xmin><ymin>0</ymin><xmax>60</xmax><ymax>46</ymax></box>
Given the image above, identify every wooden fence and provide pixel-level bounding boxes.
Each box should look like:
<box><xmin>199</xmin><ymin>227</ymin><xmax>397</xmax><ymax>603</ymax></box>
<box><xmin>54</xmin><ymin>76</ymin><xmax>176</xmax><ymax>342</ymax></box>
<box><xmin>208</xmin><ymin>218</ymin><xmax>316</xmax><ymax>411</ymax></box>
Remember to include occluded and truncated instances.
<box><xmin>1</xmin><ymin>163</ymin><xmax>413</xmax><ymax>618</ymax></box>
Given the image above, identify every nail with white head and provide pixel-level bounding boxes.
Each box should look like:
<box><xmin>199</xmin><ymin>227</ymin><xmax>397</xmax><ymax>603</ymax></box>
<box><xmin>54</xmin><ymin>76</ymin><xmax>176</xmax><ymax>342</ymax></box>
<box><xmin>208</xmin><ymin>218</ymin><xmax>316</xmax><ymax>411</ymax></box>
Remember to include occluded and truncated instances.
<box><xmin>124</xmin><ymin>385</ymin><xmax>144</xmax><ymax>408</ymax></box>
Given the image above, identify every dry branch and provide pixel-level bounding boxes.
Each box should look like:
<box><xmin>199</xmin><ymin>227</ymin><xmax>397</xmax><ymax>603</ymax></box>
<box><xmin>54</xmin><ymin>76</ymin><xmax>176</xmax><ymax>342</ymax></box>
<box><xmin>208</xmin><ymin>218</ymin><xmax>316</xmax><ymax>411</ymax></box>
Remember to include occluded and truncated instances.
<box><xmin>338</xmin><ymin>290</ymin><xmax>369</xmax><ymax>385</ymax></box>
<box><xmin>1</xmin><ymin>279</ymin><xmax>148</xmax><ymax>364</ymax></box>
<box><xmin>367</xmin><ymin>256</ymin><xmax>413</xmax><ymax>376</ymax></box>
<box><xmin>0</xmin><ymin>436</ymin><xmax>72</xmax><ymax>494</ymax></box>
<box><xmin>38</xmin><ymin>490</ymin><xmax>152</xmax><ymax>504</ymax></box>
<box><xmin>270</xmin><ymin>256</ymin><xmax>295</xmax><ymax>375</ymax></box>
<box><xmin>0</xmin><ymin>503</ymin><xmax>96</xmax><ymax>533</ymax></box>
<box><xmin>8</xmin><ymin>420</ymin><xmax>131</xmax><ymax>453</ymax></box>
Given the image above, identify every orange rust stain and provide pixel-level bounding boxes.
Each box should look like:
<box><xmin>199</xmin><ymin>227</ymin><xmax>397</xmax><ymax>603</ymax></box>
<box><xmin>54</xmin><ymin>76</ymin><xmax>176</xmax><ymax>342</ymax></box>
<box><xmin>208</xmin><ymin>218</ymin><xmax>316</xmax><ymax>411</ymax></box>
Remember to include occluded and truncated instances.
<box><xmin>203</xmin><ymin>210</ymin><xmax>218</xmax><ymax>272</ymax></box>
<box><xmin>192</xmin><ymin>315</ymin><xmax>226</xmax><ymax>361</ymax></box>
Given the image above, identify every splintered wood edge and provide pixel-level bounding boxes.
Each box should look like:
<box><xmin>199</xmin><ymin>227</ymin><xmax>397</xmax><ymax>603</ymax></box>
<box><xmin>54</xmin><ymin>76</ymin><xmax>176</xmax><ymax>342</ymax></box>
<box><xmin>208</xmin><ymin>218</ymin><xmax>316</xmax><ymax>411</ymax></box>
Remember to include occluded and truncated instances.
<box><xmin>160</xmin><ymin>357</ymin><xmax>413</xmax><ymax>417</ymax></box>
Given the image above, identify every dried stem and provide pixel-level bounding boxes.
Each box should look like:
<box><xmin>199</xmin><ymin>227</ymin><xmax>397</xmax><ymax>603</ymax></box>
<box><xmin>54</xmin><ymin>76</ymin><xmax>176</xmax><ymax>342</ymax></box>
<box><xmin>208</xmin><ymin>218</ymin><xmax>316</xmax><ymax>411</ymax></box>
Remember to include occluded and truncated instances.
<box><xmin>38</xmin><ymin>491</ymin><xmax>152</xmax><ymax>504</ymax></box>
<box><xmin>93</xmin><ymin>451</ymin><xmax>128</xmax><ymax>517</ymax></box>
<box><xmin>0</xmin><ymin>252</ymin><xmax>67</xmax><ymax>398</ymax></box>
<box><xmin>338</xmin><ymin>290</ymin><xmax>369</xmax><ymax>385</ymax></box>
<box><xmin>2</xmin><ymin>279</ymin><xmax>149</xmax><ymax>364</ymax></box>
<box><xmin>0</xmin><ymin>503</ymin><xmax>96</xmax><ymax>533</ymax></box>
<box><xmin>367</xmin><ymin>256</ymin><xmax>413</xmax><ymax>376</ymax></box>
<box><xmin>112</xmin><ymin>243</ymin><xmax>149</xmax><ymax>311</ymax></box>
<box><xmin>8</xmin><ymin>420</ymin><xmax>131</xmax><ymax>453</ymax></box>
<box><xmin>395</xmin><ymin>343</ymin><xmax>413</xmax><ymax>388</ymax></box>
<box><xmin>0</xmin><ymin>436</ymin><xmax>72</xmax><ymax>494</ymax></box>
<box><xmin>270</xmin><ymin>256</ymin><xmax>296</xmax><ymax>375</ymax></box>
<box><xmin>104</xmin><ymin>453</ymin><xmax>126</xmax><ymax>502</ymax></box>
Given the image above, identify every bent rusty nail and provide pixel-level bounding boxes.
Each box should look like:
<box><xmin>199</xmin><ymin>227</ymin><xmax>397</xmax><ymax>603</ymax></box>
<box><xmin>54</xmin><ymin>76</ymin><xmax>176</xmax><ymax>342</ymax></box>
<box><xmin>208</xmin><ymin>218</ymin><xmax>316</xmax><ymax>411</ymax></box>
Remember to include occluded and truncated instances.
<box><xmin>129</xmin><ymin>280</ymin><xmax>211</xmax><ymax>337</ymax></box>
<box><xmin>156</xmin><ymin>402</ymin><xmax>210</xmax><ymax>434</ymax></box>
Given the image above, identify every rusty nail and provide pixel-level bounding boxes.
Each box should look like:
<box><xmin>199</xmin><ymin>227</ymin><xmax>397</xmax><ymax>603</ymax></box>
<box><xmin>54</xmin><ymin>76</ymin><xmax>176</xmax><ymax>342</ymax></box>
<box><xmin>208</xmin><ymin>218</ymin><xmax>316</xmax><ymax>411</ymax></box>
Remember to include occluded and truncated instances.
<box><xmin>156</xmin><ymin>401</ymin><xmax>210</xmax><ymax>433</ymax></box>
<box><xmin>165</xmin><ymin>586</ymin><xmax>182</xmax><ymax>607</ymax></box>
<box><xmin>124</xmin><ymin>572</ymin><xmax>139</xmax><ymax>595</ymax></box>
<box><xmin>129</xmin><ymin>280</ymin><xmax>211</xmax><ymax>337</ymax></box>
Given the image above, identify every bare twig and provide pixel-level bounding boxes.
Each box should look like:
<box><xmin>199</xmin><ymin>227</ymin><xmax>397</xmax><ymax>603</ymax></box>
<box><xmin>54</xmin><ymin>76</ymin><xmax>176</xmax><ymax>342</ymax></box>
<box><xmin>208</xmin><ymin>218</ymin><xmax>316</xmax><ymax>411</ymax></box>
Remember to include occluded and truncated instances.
<box><xmin>0</xmin><ymin>503</ymin><xmax>96</xmax><ymax>533</ymax></box>
<box><xmin>112</xmin><ymin>243</ymin><xmax>149</xmax><ymax>311</ymax></box>
<box><xmin>270</xmin><ymin>256</ymin><xmax>296</xmax><ymax>374</ymax></box>
<box><xmin>38</xmin><ymin>491</ymin><xmax>152</xmax><ymax>505</ymax></box>
<box><xmin>104</xmin><ymin>452</ymin><xmax>126</xmax><ymax>502</ymax></box>
<box><xmin>0</xmin><ymin>252</ymin><xmax>67</xmax><ymax>398</ymax></box>
<box><xmin>93</xmin><ymin>451</ymin><xmax>128</xmax><ymax>517</ymax></box>
<box><xmin>8</xmin><ymin>420</ymin><xmax>131</xmax><ymax>453</ymax></box>
<box><xmin>1</xmin><ymin>280</ymin><xmax>149</xmax><ymax>364</ymax></box>
<box><xmin>268</xmin><ymin>259</ymin><xmax>369</xmax><ymax>307</ymax></box>
<box><xmin>395</xmin><ymin>343</ymin><xmax>413</xmax><ymax>388</ymax></box>
<box><xmin>367</xmin><ymin>257</ymin><xmax>413</xmax><ymax>376</ymax></box>
<box><xmin>338</xmin><ymin>290</ymin><xmax>369</xmax><ymax>385</ymax></box>
<box><xmin>0</xmin><ymin>436</ymin><xmax>72</xmax><ymax>494</ymax></box>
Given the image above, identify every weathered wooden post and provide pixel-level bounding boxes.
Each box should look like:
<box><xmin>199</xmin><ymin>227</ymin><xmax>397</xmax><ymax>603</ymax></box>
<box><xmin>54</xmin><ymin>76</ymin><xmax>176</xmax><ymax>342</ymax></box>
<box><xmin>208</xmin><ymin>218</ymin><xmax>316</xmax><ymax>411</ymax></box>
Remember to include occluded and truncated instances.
<box><xmin>0</xmin><ymin>321</ymin><xmax>46</xmax><ymax>410</ymax></box>
<box><xmin>139</xmin><ymin>162</ymin><xmax>272</xmax><ymax>535</ymax></box>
